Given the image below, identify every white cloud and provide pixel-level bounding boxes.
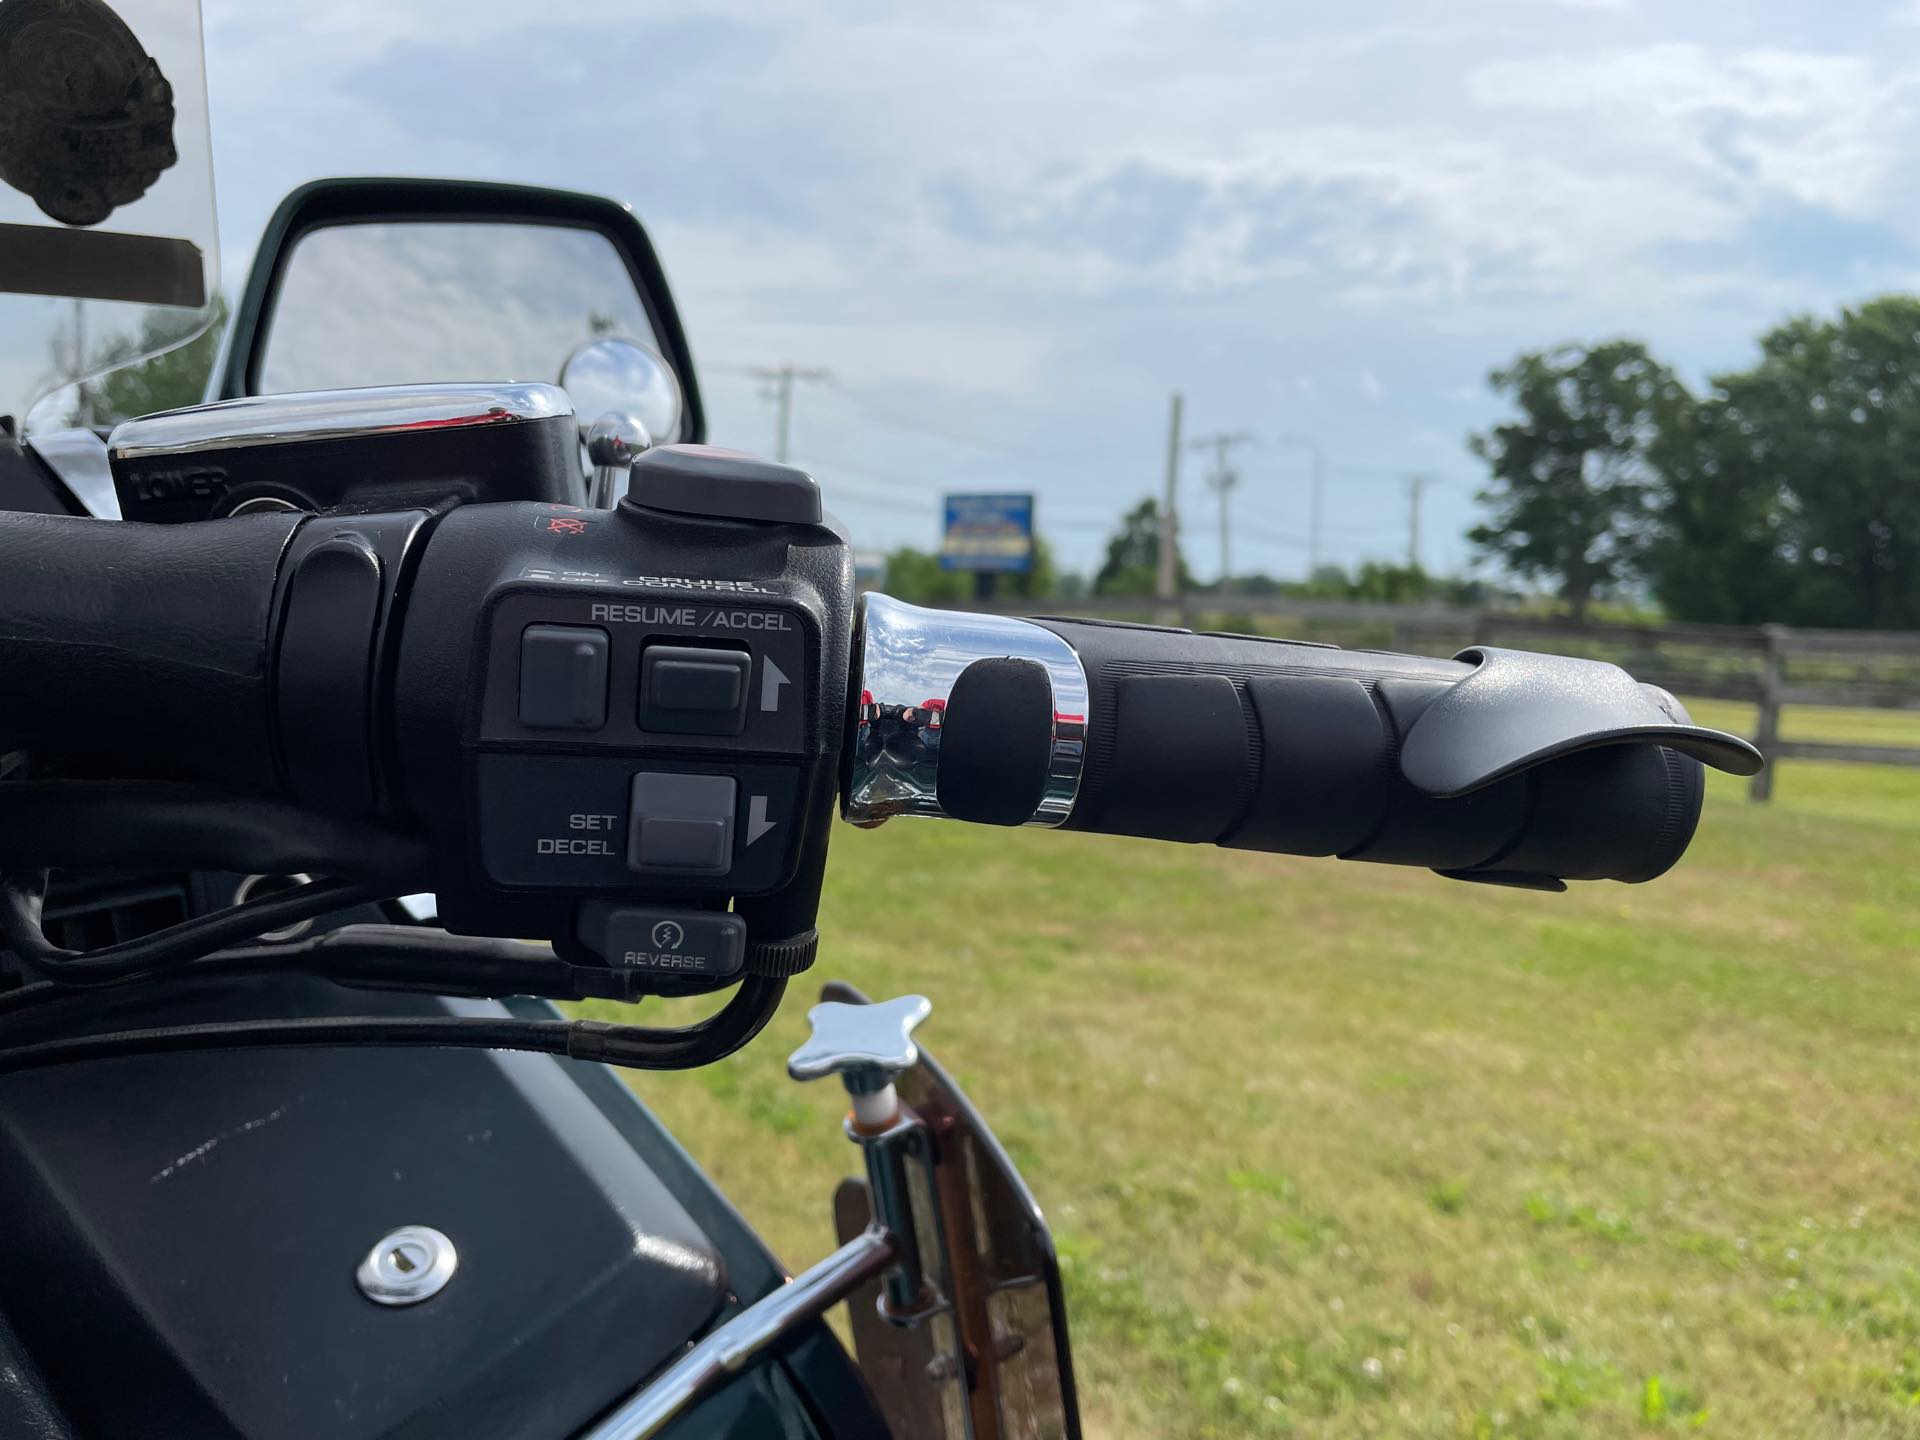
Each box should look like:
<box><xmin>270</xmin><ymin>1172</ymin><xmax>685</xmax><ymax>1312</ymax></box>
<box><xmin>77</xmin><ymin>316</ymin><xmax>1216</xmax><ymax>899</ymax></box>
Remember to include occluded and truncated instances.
<box><xmin>188</xmin><ymin>0</ymin><xmax>1920</xmax><ymax>576</ymax></box>
<box><xmin>1469</xmin><ymin>45</ymin><xmax>1916</xmax><ymax>216</ymax></box>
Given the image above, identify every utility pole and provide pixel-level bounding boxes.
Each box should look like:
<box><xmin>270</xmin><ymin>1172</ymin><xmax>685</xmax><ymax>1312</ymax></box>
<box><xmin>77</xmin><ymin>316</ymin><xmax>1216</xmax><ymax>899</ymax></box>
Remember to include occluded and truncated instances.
<box><xmin>1273</xmin><ymin>434</ymin><xmax>1326</xmax><ymax>578</ymax></box>
<box><xmin>1157</xmin><ymin>393</ymin><xmax>1184</xmax><ymax>622</ymax></box>
<box><xmin>1406</xmin><ymin>472</ymin><xmax>1428</xmax><ymax>570</ymax></box>
<box><xmin>748</xmin><ymin>365</ymin><xmax>831</xmax><ymax>462</ymax></box>
<box><xmin>1189</xmin><ymin>430</ymin><xmax>1253</xmax><ymax>594</ymax></box>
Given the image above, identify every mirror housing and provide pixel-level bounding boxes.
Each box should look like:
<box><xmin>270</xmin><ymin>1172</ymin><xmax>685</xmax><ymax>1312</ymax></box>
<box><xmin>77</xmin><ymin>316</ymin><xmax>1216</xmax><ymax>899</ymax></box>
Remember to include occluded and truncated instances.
<box><xmin>209</xmin><ymin>177</ymin><xmax>705</xmax><ymax>443</ymax></box>
<box><xmin>560</xmin><ymin>337</ymin><xmax>684</xmax><ymax>450</ymax></box>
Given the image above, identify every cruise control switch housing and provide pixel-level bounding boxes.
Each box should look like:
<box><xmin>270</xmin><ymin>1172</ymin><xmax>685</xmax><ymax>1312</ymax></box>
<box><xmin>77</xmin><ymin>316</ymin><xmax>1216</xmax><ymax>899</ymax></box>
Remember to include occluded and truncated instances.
<box><xmin>227</xmin><ymin>441</ymin><xmax>856</xmax><ymax>991</ymax></box>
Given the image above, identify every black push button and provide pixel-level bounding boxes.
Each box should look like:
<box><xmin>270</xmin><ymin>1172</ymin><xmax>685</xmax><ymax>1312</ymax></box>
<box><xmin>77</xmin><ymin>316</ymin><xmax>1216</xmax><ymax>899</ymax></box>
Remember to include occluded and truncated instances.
<box><xmin>641</xmin><ymin>645</ymin><xmax>751</xmax><ymax>736</ymax></box>
<box><xmin>520</xmin><ymin>624</ymin><xmax>609</xmax><ymax>729</ymax></box>
<box><xmin>629</xmin><ymin>772</ymin><xmax>736</xmax><ymax>876</ymax></box>
<box><xmin>577</xmin><ymin>903</ymin><xmax>746</xmax><ymax>978</ymax></box>
<box><xmin>623</xmin><ymin>444</ymin><xmax>823</xmax><ymax>524</ymax></box>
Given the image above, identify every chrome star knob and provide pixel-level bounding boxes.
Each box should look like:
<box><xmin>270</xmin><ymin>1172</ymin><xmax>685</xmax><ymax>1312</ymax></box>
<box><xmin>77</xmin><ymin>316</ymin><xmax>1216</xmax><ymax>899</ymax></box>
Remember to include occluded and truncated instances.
<box><xmin>788</xmin><ymin>995</ymin><xmax>931</xmax><ymax>1126</ymax></box>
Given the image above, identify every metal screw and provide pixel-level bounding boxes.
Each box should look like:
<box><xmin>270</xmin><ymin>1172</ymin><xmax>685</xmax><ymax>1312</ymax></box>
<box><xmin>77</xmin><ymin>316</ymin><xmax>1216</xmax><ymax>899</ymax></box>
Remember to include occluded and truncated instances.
<box><xmin>356</xmin><ymin>1225</ymin><xmax>458</xmax><ymax>1306</ymax></box>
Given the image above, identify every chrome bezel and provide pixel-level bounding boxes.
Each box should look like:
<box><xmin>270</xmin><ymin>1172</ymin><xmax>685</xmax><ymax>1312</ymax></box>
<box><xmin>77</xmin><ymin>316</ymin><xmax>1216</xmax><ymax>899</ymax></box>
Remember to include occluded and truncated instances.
<box><xmin>107</xmin><ymin>382</ymin><xmax>573</xmax><ymax>461</ymax></box>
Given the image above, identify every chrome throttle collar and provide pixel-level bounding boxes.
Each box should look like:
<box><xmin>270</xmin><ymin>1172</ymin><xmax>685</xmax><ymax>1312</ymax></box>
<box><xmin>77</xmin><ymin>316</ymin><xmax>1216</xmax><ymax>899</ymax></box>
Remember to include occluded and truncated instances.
<box><xmin>843</xmin><ymin>593</ymin><xmax>1087</xmax><ymax>827</ymax></box>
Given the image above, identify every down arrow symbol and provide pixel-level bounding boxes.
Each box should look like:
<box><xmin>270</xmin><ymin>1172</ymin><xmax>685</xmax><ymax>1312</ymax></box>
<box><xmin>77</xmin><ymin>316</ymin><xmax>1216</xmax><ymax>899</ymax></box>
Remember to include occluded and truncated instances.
<box><xmin>746</xmin><ymin>795</ymin><xmax>776</xmax><ymax>846</ymax></box>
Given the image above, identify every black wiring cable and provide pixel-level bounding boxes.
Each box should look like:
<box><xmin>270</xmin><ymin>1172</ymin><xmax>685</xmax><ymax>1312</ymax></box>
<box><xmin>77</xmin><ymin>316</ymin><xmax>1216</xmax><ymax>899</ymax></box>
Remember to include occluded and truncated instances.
<box><xmin>0</xmin><ymin>871</ymin><xmax>384</xmax><ymax>985</ymax></box>
<box><xmin>0</xmin><ymin>975</ymin><xmax>788</xmax><ymax>1076</ymax></box>
<box><xmin>0</xmin><ymin>926</ymin><xmax>581</xmax><ymax>1021</ymax></box>
<box><xmin>0</xmin><ymin>1013</ymin><xmax>572</xmax><ymax>1073</ymax></box>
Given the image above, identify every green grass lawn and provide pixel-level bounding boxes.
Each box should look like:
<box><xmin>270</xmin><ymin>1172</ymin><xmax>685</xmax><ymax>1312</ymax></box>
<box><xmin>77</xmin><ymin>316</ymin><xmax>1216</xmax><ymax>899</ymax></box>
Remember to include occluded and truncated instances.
<box><xmin>607</xmin><ymin>702</ymin><xmax>1920</xmax><ymax>1438</ymax></box>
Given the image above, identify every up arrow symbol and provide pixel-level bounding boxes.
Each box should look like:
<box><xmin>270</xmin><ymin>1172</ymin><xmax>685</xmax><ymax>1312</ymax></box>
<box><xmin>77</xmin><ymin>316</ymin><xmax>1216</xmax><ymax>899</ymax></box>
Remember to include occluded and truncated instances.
<box><xmin>746</xmin><ymin>795</ymin><xmax>777</xmax><ymax>846</ymax></box>
<box><xmin>760</xmin><ymin>656</ymin><xmax>790</xmax><ymax>713</ymax></box>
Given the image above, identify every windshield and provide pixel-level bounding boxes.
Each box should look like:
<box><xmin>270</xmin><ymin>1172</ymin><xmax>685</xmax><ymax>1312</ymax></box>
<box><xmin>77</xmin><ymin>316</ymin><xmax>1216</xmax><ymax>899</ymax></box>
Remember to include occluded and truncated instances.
<box><xmin>0</xmin><ymin>0</ymin><xmax>219</xmax><ymax>431</ymax></box>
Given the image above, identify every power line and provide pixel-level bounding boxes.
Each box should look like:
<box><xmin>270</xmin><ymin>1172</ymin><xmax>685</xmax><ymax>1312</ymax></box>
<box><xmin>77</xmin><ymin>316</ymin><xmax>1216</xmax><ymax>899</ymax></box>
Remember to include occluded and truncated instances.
<box><xmin>1233</xmin><ymin>519</ymin><xmax>1313</xmax><ymax>551</ymax></box>
<box><xmin>746</xmin><ymin>364</ymin><xmax>832</xmax><ymax>462</ymax></box>
<box><xmin>797</xmin><ymin>451</ymin><xmax>1115</xmax><ymax>533</ymax></box>
<box><xmin>820</xmin><ymin>378</ymin><xmax>1053</xmax><ymax>462</ymax></box>
<box><xmin>713</xmin><ymin>365</ymin><xmax>1140</xmax><ymax>470</ymax></box>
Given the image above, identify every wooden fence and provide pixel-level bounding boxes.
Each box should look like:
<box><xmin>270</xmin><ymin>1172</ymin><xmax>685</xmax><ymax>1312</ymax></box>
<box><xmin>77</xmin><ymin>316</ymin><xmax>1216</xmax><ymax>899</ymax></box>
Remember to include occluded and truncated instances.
<box><xmin>955</xmin><ymin>594</ymin><xmax>1920</xmax><ymax>801</ymax></box>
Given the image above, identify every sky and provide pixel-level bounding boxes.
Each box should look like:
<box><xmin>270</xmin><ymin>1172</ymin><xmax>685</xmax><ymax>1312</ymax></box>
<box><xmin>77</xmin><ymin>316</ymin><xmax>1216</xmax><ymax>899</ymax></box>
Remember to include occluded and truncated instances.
<box><xmin>192</xmin><ymin>0</ymin><xmax>1920</xmax><ymax>581</ymax></box>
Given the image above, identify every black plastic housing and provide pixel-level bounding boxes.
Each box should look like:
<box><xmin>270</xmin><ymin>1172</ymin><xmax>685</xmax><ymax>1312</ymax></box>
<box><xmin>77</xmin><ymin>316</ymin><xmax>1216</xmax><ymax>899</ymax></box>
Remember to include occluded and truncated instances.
<box><xmin>0</xmin><ymin>470</ymin><xmax>856</xmax><ymax>986</ymax></box>
<box><xmin>111</xmin><ymin>406</ymin><xmax>583</xmax><ymax>522</ymax></box>
<box><xmin>388</xmin><ymin>496</ymin><xmax>855</xmax><ymax>964</ymax></box>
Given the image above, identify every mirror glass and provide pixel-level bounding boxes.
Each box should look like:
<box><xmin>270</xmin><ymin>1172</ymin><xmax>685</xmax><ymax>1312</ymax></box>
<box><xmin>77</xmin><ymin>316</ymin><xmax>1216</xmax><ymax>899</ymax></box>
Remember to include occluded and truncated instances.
<box><xmin>254</xmin><ymin>221</ymin><xmax>668</xmax><ymax>425</ymax></box>
<box><xmin>560</xmin><ymin>337</ymin><xmax>683</xmax><ymax>447</ymax></box>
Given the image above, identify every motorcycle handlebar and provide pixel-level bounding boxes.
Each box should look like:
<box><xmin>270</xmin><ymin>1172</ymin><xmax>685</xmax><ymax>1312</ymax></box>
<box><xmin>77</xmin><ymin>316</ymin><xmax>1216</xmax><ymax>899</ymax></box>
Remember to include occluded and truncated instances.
<box><xmin>0</xmin><ymin>511</ymin><xmax>301</xmax><ymax>788</ymax></box>
<box><xmin>0</xmin><ymin>513</ymin><xmax>1764</xmax><ymax>897</ymax></box>
<box><xmin>847</xmin><ymin>596</ymin><xmax>1763</xmax><ymax>889</ymax></box>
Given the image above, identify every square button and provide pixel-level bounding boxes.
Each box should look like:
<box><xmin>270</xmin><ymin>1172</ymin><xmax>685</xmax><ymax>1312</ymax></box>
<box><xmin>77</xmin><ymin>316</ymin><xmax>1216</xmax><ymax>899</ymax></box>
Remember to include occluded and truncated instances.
<box><xmin>641</xmin><ymin>645</ymin><xmax>751</xmax><ymax>736</ymax></box>
<box><xmin>519</xmin><ymin>624</ymin><xmax>609</xmax><ymax>729</ymax></box>
<box><xmin>629</xmin><ymin>772</ymin><xmax>737</xmax><ymax>877</ymax></box>
<box><xmin>635</xmin><ymin>816</ymin><xmax>730</xmax><ymax>873</ymax></box>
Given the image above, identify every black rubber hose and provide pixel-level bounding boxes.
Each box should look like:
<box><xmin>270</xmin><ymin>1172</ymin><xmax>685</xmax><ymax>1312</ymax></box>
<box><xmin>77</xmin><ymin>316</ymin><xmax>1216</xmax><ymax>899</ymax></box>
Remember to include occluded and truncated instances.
<box><xmin>0</xmin><ymin>976</ymin><xmax>788</xmax><ymax>1075</ymax></box>
<box><xmin>0</xmin><ymin>871</ymin><xmax>382</xmax><ymax>984</ymax></box>
<box><xmin>0</xmin><ymin>1014</ymin><xmax>575</xmax><ymax>1074</ymax></box>
<box><xmin>573</xmin><ymin>974</ymin><xmax>787</xmax><ymax>1069</ymax></box>
<box><xmin>0</xmin><ymin>926</ymin><xmax>589</xmax><ymax>1020</ymax></box>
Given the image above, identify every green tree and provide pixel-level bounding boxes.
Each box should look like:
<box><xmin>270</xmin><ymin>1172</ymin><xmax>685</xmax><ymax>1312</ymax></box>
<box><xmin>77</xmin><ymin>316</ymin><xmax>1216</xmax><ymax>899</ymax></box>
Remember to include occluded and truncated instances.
<box><xmin>85</xmin><ymin>297</ymin><xmax>230</xmax><ymax>425</ymax></box>
<box><xmin>1653</xmin><ymin>297</ymin><xmax>1920</xmax><ymax>629</ymax></box>
<box><xmin>881</xmin><ymin>533</ymin><xmax>1060</xmax><ymax>604</ymax></box>
<box><xmin>879</xmin><ymin>546</ymin><xmax>971</xmax><ymax>605</ymax></box>
<box><xmin>992</xmin><ymin>534</ymin><xmax>1058</xmax><ymax>600</ymax></box>
<box><xmin>1095</xmin><ymin>497</ymin><xmax>1189</xmax><ymax>596</ymax></box>
<box><xmin>1468</xmin><ymin>341</ymin><xmax>1687</xmax><ymax>620</ymax></box>
<box><xmin>1345</xmin><ymin>561</ymin><xmax>1438</xmax><ymax>604</ymax></box>
<box><xmin>1640</xmin><ymin>396</ymin><xmax>1801</xmax><ymax>625</ymax></box>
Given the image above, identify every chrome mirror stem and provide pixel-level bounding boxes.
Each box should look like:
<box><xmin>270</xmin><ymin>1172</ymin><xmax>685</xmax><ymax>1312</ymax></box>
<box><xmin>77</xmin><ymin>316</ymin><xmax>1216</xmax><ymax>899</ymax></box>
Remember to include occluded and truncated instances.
<box><xmin>585</xmin><ymin>410</ymin><xmax>651</xmax><ymax>509</ymax></box>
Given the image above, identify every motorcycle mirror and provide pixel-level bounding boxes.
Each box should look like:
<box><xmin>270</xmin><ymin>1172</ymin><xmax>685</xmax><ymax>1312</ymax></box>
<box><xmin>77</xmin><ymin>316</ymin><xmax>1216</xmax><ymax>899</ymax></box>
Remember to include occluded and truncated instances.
<box><xmin>561</xmin><ymin>337</ymin><xmax>683</xmax><ymax>455</ymax></box>
<box><xmin>211</xmin><ymin>178</ymin><xmax>704</xmax><ymax>443</ymax></box>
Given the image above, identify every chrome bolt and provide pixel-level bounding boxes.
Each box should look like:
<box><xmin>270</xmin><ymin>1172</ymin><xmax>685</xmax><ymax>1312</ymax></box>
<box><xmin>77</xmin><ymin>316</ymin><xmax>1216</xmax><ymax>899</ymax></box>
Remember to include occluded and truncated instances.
<box><xmin>356</xmin><ymin>1224</ymin><xmax>458</xmax><ymax>1306</ymax></box>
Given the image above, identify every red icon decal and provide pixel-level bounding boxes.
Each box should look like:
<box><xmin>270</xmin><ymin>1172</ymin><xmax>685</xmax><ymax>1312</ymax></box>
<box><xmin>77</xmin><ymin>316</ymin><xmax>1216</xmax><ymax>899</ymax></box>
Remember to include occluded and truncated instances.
<box><xmin>545</xmin><ymin>517</ymin><xmax>589</xmax><ymax>536</ymax></box>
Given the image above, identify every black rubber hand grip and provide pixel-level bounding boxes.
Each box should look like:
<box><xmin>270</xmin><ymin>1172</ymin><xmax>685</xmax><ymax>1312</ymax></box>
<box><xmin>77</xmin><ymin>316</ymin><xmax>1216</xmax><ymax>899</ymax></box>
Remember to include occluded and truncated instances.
<box><xmin>1030</xmin><ymin>618</ymin><xmax>1758</xmax><ymax>887</ymax></box>
<box><xmin>0</xmin><ymin>511</ymin><xmax>301</xmax><ymax>787</ymax></box>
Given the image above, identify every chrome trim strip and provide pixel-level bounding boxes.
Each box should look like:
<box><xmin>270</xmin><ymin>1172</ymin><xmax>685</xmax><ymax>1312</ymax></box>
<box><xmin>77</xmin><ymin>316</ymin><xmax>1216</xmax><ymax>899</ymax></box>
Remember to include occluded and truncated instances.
<box><xmin>844</xmin><ymin>593</ymin><xmax>1088</xmax><ymax>827</ymax></box>
<box><xmin>578</xmin><ymin>1227</ymin><xmax>898</xmax><ymax>1440</ymax></box>
<box><xmin>106</xmin><ymin>382</ymin><xmax>574</xmax><ymax>460</ymax></box>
